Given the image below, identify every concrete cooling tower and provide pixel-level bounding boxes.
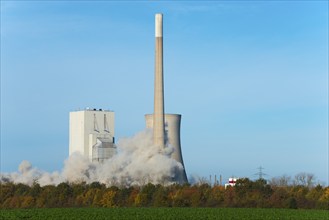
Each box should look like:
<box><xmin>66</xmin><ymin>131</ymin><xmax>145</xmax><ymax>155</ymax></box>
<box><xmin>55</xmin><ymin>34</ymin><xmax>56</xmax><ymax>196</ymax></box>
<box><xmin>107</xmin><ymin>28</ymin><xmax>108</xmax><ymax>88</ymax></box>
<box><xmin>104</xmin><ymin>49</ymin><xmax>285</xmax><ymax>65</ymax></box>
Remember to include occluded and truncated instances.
<box><xmin>146</xmin><ymin>14</ymin><xmax>188</xmax><ymax>183</ymax></box>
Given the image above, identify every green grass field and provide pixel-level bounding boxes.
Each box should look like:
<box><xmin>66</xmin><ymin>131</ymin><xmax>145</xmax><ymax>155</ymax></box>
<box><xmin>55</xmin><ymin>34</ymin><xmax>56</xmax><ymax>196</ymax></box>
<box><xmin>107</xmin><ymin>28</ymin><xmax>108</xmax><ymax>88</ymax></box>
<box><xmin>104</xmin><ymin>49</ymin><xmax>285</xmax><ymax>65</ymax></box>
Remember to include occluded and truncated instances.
<box><xmin>1</xmin><ymin>208</ymin><xmax>328</xmax><ymax>220</ymax></box>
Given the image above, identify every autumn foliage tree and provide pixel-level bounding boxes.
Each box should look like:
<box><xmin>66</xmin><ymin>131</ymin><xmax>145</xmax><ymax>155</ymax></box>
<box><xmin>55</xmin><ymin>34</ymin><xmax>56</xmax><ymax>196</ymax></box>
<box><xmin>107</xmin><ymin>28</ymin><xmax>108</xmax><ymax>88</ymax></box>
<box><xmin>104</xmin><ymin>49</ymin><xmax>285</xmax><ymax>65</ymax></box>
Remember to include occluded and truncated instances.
<box><xmin>0</xmin><ymin>176</ymin><xmax>328</xmax><ymax>209</ymax></box>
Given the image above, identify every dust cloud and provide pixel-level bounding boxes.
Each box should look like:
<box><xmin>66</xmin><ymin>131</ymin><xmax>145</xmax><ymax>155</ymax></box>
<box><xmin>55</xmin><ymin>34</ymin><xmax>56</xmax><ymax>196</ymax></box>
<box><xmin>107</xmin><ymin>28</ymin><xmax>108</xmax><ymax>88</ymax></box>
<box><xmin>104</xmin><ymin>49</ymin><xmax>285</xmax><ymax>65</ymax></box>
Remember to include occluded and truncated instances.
<box><xmin>0</xmin><ymin>129</ymin><xmax>184</xmax><ymax>187</ymax></box>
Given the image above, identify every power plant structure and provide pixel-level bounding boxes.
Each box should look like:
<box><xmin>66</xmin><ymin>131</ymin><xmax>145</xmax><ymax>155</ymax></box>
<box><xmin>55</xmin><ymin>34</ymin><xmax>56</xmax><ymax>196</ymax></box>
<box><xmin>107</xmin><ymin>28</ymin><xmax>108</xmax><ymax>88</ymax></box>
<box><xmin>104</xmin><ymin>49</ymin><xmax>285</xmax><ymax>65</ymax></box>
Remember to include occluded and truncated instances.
<box><xmin>145</xmin><ymin>13</ymin><xmax>188</xmax><ymax>183</ymax></box>
<box><xmin>68</xmin><ymin>13</ymin><xmax>188</xmax><ymax>184</ymax></box>
<box><xmin>69</xmin><ymin>108</ymin><xmax>116</xmax><ymax>162</ymax></box>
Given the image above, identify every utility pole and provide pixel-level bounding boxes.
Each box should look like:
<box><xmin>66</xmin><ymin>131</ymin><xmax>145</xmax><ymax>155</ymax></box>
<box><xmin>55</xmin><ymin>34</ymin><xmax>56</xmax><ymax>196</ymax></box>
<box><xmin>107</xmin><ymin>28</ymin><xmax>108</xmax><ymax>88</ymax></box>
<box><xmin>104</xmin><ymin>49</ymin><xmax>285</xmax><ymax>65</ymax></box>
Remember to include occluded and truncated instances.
<box><xmin>255</xmin><ymin>166</ymin><xmax>267</xmax><ymax>180</ymax></box>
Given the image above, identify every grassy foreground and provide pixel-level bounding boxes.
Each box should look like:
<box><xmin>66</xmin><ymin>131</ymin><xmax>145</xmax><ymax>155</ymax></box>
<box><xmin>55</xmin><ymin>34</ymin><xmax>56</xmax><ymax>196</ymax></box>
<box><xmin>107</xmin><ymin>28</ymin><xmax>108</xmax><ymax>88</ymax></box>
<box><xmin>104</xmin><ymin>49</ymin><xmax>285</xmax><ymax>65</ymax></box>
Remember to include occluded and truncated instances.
<box><xmin>1</xmin><ymin>208</ymin><xmax>328</xmax><ymax>220</ymax></box>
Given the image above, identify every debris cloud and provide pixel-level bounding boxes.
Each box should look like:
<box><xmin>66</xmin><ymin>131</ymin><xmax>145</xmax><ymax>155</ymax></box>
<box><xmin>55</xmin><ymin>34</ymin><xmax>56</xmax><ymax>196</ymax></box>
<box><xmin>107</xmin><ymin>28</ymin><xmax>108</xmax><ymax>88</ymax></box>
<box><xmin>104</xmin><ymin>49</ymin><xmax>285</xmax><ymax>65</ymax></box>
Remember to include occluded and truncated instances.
<box><xmin>1</xmin><ymin>129</ymin><xmax>184</xmax><ymax>186</ymax></box>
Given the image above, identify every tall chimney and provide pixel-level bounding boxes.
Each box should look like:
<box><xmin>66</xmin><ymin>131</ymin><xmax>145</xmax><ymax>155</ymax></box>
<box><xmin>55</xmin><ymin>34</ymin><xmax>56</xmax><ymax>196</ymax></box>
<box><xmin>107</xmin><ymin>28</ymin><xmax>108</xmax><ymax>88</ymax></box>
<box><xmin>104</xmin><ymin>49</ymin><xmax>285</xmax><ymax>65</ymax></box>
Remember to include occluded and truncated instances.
<box><xmin>153</xmin><ymin>13</ymin><xmax>165</xmax><ymax>149</ymax></box>
<box><xmin>146</xmin><ymin>13</ymin><xmax>188</xmax><ymax>183</ymax></box>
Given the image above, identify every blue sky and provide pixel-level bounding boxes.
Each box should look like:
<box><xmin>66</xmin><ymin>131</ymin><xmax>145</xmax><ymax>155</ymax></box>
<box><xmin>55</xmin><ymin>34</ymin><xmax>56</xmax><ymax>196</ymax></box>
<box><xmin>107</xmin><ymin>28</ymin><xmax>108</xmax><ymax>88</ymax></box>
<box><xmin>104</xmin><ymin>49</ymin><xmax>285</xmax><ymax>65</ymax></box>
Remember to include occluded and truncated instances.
<box><xmin>1</xmin><ymin>1</ymin><xmax>328</xmax><ymax>184</ymax></box>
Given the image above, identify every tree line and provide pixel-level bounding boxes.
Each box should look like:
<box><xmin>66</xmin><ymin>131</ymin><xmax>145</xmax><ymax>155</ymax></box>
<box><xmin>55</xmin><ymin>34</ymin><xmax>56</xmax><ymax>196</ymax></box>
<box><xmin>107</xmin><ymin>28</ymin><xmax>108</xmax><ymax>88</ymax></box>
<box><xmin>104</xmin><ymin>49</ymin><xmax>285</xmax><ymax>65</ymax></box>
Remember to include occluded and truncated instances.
<box><xmin>1</xmin><ymin>177</ymin><xmax>328</xmax><ymax>209</ymax></box>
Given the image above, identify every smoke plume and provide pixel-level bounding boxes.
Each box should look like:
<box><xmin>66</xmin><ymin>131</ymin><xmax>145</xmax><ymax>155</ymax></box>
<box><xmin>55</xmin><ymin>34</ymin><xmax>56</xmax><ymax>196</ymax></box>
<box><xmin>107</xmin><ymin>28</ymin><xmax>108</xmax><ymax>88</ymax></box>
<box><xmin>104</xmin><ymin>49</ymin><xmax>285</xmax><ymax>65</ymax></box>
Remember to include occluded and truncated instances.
<box><xmin>0</xmin><ymin>129</ymin><xmax>184</xmax><ymax>187</ymax></box>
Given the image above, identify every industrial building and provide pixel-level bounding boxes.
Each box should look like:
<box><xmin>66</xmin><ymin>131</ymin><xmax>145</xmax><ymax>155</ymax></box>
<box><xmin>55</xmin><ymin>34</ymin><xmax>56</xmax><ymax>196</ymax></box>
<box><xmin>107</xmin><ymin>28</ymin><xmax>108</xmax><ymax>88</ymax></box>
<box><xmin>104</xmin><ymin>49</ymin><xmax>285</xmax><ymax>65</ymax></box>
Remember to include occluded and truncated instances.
<box><xmin>225</xmin><ymin>178</ymin><xmax>239</xmax><ymax>188</ymax></box>
<box><xmin>146</xmin><ymin>14</ymin><xmax>188</xmax><ymax>183</ymax></box>
<box><xmin>68</xmin><ymin>13</ymin><xmax>188</xmax><ymax>183</ymax></box>
<box><xmin>69</xmin><ymin>109</ymin><xmax>116</xmax><ymax>162</ymax></box>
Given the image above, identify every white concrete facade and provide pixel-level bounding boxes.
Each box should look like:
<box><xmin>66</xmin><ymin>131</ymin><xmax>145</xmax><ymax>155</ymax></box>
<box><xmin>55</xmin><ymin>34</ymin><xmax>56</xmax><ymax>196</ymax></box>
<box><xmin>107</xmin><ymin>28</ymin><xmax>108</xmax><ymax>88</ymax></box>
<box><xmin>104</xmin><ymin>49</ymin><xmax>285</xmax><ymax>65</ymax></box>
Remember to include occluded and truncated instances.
<box><xmin>69</xmin><ymin>109</ymin><xmax>115</xmax><ymax>162</ymax></box>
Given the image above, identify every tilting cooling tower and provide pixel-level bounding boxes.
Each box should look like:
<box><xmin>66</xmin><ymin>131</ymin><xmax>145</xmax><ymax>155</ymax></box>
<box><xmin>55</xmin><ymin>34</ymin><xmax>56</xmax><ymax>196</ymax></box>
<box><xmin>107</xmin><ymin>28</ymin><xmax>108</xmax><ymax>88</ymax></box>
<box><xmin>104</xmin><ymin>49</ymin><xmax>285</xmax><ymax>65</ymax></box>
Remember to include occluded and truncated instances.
<box><xmin>146</xmin><ymin>13</ymin><xmax>188</xmax><ymax>184</ymax></box>
<box><xmin>145</xmin><ymin>114</ymin><xmax>188</xmax><ymax>183</ymax></box>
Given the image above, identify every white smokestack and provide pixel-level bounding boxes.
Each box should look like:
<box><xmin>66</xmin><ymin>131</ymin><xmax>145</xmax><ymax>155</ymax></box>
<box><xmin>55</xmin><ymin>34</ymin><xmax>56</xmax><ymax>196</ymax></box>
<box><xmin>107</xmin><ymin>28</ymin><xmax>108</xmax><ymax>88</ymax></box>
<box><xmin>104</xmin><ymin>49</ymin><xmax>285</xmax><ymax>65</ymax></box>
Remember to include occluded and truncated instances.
<box><xmin>146</xmin><ymin>13</ymin><xmax>188</xmax><ymax>183</ymax></box>
<box><xmin>153</xmin><ymin>13</ymin><xmax>165</xmax><ymax>149</ymax></box>
<box><xmin>155</xmin><ymin>14</ymin><xmax>163</xmax><ymax>37</ymax></box>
